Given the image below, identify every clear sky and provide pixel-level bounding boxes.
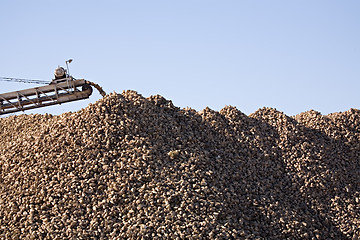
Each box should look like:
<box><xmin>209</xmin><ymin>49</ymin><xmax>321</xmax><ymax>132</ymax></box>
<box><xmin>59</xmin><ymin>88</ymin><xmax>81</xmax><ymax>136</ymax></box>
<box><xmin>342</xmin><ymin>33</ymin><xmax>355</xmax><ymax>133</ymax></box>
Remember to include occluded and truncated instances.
<box><xmin>1</xmin><ymin>0</ymin><xmax>359</xmax><ymax>116</ymax></box>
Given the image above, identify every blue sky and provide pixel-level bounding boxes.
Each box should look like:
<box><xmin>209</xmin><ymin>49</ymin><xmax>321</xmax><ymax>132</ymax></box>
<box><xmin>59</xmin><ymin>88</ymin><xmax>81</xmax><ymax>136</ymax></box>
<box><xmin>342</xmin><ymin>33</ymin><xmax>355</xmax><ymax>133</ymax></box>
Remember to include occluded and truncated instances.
<box><xmin>1</xmin><ymin>0</ymin><xmax>359</xmax><ymax>116</ymax></box>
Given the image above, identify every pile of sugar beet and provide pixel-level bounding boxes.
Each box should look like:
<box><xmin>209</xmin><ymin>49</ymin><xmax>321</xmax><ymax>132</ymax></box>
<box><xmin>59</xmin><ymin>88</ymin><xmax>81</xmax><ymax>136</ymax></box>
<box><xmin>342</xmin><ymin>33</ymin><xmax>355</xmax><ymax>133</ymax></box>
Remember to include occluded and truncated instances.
<box><xmin>0</xmin><ymin>91</ymin><xmax>359</xmax><ymax>239</ymax></box>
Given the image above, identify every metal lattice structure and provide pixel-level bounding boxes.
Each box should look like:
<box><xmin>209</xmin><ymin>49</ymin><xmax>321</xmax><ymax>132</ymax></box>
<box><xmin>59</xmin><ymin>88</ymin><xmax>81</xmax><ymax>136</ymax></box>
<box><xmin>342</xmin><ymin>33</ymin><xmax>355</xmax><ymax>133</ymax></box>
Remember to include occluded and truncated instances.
<box><xmin>0</xmin><ymin>78</ymin><xmax>93</xmax><ymax>115</ymax></box>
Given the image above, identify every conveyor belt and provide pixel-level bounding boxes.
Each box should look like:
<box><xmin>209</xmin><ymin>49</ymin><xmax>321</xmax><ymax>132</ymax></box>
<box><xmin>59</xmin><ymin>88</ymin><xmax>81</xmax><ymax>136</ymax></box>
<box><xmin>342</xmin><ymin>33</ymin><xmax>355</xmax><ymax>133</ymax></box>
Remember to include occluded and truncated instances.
<box><xmin>0</xmin><ymin>79</ymin><xmax>93</xmax><ymax>115</ymax></box>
